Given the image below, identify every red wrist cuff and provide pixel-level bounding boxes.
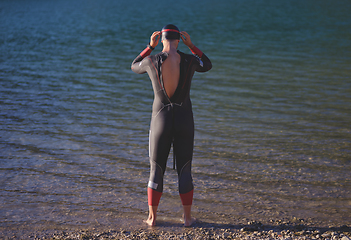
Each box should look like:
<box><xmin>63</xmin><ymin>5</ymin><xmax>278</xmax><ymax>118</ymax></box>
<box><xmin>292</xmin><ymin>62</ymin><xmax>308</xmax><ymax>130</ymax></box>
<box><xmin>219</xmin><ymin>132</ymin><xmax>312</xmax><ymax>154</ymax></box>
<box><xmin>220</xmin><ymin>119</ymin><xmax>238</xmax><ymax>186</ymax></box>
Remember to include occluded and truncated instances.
<box><xmin>140</xmin><ymin>47</ymin><xmax>152</xmax><ymax>58</ymax></box>
<box><xmin>190</xmin><ymin>45</ymin><xmax>203</xmax><ymax>58</ymax></box>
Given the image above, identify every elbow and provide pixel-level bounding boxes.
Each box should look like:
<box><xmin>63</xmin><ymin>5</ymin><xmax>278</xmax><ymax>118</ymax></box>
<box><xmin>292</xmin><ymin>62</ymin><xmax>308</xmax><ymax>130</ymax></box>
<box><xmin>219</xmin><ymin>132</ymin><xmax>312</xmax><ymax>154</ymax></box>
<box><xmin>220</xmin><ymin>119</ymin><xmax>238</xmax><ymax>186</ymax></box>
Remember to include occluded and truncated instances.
<box><xmin>204</xmin><ymin>61</ymin><xmax>212</xmax><ymax>72</ymax></box>
<box><xmin>208</xmin><ymin>62</ymin><xmax>212</xmax><ymax>71</ymax></box>
<box><xmin>131</xmin><ymin>63</ymin><xmax>136</xmax><ymax>72</ymax></box>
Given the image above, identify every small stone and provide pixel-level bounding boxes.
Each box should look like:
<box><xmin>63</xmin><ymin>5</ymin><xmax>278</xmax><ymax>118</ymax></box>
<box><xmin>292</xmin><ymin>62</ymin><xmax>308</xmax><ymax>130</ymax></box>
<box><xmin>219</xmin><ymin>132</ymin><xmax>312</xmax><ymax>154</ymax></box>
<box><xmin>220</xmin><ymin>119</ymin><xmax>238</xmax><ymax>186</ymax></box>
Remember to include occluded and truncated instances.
<box><xmin>322</xmin><ymin>232</ymin><xmax>331</xmax><ymax>238</ymax></box>
<box><xmin>295</xmin><ymin>231</ymin><xmax>305</xmax><ymax>236</ymax></box>
<box><xmin>341</xmin><ymin>236</ymin><xmax>351</xmax><ymax>240</ymax></box>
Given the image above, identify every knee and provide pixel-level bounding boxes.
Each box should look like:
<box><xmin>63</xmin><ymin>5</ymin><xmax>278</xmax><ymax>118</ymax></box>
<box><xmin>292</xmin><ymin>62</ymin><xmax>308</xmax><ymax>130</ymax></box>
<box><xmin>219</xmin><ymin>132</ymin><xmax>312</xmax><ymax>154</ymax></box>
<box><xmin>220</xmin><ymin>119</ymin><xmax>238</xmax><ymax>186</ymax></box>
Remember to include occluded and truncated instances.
<box><xmin>178</xmin><ymin>160</ymin><xmax>193</xmax><ymax>194</ymax></box>
<box><xmin>148</xmin><ymin>161</ymin><xmax>164</xmax><ymax>192</ymax></box>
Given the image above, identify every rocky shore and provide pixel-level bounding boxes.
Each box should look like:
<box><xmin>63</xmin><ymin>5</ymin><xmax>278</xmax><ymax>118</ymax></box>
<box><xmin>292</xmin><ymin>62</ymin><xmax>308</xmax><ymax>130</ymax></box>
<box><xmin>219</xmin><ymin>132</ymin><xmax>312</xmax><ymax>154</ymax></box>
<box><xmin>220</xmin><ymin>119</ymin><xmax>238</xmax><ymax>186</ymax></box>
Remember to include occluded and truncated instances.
<box><xmin>4</xmin><ymin>220</ymin><xmax>350</xmax><ymax>240</ymax></box>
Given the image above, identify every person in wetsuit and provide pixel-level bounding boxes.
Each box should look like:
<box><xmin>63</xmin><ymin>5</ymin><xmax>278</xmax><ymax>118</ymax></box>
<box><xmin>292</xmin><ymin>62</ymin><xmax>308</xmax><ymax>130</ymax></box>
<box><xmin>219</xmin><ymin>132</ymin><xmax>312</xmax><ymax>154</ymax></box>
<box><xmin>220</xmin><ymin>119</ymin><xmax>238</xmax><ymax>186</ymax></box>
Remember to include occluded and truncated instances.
<box><xmin>131</xmin><ymin>24</ymin><xmax>212</xmax><ymax>226</ymax></box>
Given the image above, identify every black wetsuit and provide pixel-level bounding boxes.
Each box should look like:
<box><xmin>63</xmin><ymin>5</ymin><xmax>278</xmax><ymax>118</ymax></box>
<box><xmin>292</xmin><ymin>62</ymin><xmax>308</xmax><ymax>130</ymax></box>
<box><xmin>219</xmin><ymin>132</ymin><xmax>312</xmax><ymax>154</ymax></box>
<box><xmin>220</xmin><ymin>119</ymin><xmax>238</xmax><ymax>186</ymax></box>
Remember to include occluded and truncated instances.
<box><xmin>131</xmin><ymin>45</ymin><xmax>212</xmax><ymax>206</ymax></box>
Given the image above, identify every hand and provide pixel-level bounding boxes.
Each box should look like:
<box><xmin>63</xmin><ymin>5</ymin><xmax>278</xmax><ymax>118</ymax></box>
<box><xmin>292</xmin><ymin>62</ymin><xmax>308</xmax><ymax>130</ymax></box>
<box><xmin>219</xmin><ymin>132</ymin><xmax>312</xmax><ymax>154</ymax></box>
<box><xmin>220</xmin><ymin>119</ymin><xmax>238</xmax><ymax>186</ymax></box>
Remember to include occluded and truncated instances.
<box><xmin>150</xmin><ymin>31</ymin><xmax>161</xmax><ymax>48</ymax></box>
<box><xmin>180</xmin><ymin>31</ymin><xmax>194</xmax><ymax>49</ymax></box>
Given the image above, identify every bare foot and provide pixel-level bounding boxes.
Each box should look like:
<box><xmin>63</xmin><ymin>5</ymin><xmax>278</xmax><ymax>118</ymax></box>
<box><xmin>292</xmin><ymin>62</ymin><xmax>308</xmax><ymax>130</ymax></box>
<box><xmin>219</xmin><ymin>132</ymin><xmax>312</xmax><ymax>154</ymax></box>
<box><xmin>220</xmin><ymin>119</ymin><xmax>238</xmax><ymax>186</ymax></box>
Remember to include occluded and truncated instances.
<box><xmin>184</xmin><ymin>217</ymin><xmax>196</xmax><ymax>227</ymax></box>
<box><xmin>144</xmin><ymin>217</ymin><xmax>156</xmax><ymax>226</ymax></box>
<box><xmin>145</xmin><ymin>205</ymin><xmax>158</xmax><ymax>226</ymax></box>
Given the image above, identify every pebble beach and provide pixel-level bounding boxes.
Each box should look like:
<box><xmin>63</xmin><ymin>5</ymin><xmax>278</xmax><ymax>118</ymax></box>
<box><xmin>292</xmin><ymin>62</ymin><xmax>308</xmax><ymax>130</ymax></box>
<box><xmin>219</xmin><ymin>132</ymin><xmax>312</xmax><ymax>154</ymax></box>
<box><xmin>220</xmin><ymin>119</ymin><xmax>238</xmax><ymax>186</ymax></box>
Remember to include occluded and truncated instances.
<box><xmin>3</xmin><ymin>220</ymin><xmax>350</xmax><ymax>240</ymax></box>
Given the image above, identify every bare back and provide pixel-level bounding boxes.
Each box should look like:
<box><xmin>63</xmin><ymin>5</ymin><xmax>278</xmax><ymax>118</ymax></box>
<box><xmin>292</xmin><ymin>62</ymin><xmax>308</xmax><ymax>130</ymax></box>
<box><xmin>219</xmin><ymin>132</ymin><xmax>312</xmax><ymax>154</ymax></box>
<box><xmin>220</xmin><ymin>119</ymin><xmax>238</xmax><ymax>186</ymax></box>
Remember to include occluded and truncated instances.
<box><xmin>162</xmin><ymin>51</ymin><xmax>180</xmax><ymax>99</ymax></box>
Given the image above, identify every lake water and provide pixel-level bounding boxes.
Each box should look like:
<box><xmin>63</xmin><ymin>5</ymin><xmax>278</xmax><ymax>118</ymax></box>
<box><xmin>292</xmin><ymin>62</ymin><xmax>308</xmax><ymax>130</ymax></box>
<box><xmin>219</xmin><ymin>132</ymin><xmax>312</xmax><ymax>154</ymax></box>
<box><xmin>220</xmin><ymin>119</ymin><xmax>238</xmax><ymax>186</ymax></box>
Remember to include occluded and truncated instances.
<box><xmin>1</xmin><ymin>0</ymin><xmax>350</xmax><ymax>235</ymax></box>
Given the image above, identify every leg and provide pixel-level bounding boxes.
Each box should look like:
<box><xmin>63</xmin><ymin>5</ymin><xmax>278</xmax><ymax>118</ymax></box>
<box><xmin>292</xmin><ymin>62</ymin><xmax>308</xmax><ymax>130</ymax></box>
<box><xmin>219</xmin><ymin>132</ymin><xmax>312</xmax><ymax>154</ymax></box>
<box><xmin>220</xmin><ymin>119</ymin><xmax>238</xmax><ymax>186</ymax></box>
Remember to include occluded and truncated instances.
<box><xmin>183</xmin><ymin>205</ymin><xmax>196</xmax><ymax>227</ymax></box>
<box><xmin>146</xmin><ymin>156</ymin><xmax>169</xmax><ymax>226</ymax></box>
<box><xmin>180</xmin><ymin>189</ymin><xmax>196</xmax><ymax>226</ymax></box>
<box><xmin>174</xmin><ymin>124</ymin><xmax>195</xmax><ymax>226</ymax></box>
<box><xmin>145</xmin><ymin>186</ymin><xmax>162</xmax><ymax>226</ymax></box>
<box><xmin>146</xmin><ymin>111</ymin><xmax>173</xmax><ymax>225</ymax></box>
<box><xmin>145</xmin><ymin>205</ymin><xmax>158</xmax><ymax>226</ymax></box>
<box><xmin>174</xmin><ymin>109</ymin><xmax>195</xmax><ymax>227</ymax></box>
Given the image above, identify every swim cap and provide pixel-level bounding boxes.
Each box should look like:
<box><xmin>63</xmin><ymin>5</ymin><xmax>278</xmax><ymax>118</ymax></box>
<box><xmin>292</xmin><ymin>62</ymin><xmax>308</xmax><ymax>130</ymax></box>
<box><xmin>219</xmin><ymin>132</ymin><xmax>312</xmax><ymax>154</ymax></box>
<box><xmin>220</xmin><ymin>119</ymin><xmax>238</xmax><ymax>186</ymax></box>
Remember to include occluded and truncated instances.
<box><xmin>161</xmin><ymin>24</ymin><xmax>180</xmax><ymax>41</ymax></box>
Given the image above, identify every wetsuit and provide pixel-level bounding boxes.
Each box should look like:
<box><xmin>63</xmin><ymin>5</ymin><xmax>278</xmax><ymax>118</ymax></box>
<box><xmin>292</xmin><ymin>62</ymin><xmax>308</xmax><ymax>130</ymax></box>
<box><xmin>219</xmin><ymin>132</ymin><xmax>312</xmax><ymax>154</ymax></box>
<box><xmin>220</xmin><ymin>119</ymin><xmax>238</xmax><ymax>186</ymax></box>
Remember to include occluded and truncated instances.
<box><xmin>131</xmin><ymin>45</ymin><xmax>212</xmax><ymax>206</ymax></box>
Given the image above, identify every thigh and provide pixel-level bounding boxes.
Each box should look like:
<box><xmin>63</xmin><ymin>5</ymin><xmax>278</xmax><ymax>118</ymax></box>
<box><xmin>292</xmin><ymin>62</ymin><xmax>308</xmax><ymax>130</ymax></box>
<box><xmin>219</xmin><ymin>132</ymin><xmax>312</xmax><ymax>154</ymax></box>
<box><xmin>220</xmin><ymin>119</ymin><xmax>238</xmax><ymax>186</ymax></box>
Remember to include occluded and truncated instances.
<box><xmin>149</xmin><ymin>111</ymin><xmax>173</xmax><ymax>171</ymax></box>
<box><xmin>174</xmin><ymin>115</ymin><xmax>194</xmax><ymax>174</ymax></box>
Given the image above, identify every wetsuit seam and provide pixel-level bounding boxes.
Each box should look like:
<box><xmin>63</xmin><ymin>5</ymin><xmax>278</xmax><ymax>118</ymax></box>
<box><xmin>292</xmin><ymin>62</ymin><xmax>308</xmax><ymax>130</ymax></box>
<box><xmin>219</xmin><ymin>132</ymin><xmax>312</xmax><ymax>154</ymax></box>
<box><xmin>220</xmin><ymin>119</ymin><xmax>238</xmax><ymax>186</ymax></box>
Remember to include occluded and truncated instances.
<box><xmin>153</xmin><ymin>102</ymin><xmax>171</xmax><ymax>118</ymax></box>
<box><xmin>150</xmin><ymin>159</ymin><xmax>165</xmax><ymax>178</ymax></box>
<box><xmin>182</xmin><ymin>58</ymin><xmax>194</xmax><ymax>89</ymax></box>
<box><xmin>178</xmin><ymin>159</ymin><xmax>192</xmax><ymax>181</ymax></box>
<box><xmin>148</xmin><ymin>57</ymin><xmax>161</xmax><ymax>88</ymax></box>
<box><xmin>159</xmin><ymin>65</ymin><xmax>169</xmax><ymax>103</ymax></box>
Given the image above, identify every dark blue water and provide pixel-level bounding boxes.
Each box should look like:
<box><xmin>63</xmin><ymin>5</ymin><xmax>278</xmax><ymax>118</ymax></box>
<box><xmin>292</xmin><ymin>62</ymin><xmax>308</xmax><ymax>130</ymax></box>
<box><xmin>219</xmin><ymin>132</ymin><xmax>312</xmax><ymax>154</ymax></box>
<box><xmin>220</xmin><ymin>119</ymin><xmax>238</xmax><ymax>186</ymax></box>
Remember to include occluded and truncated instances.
<box><xmin>1</xmin><ymin>0</ymin><xmax>350</xmax><ymax>235</ymax></box>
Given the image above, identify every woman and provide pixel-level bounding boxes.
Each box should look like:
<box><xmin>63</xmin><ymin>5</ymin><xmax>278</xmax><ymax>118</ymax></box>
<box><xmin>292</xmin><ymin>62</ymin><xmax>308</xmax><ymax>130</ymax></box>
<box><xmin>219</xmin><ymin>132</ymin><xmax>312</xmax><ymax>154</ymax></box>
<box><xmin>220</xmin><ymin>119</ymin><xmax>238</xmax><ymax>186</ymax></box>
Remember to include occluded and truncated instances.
<box><xmin>131</xmin><ymin>24</ymin><xmax>212</xmax><ymax>226</ymax></box>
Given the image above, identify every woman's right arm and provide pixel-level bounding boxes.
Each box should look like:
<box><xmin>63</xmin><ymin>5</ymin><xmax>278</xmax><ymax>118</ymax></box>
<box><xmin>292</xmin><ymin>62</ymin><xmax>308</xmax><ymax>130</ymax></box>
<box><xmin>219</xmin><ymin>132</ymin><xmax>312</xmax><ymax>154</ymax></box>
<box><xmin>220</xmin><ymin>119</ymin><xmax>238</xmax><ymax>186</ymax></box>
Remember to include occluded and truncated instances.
<box><xmin>131</xmin><ymin>31</ymin><xmax>160</xmax><ymax>74</ymax></box>
<box><xmin>131</xmin><ymin>46</ymin><xmax>153</xmax><ymax>74</ymax></box>
<box><xmin>181</xmin><ymin>31</ymin><xmax>212</xmax><ymax>72</ymax></box>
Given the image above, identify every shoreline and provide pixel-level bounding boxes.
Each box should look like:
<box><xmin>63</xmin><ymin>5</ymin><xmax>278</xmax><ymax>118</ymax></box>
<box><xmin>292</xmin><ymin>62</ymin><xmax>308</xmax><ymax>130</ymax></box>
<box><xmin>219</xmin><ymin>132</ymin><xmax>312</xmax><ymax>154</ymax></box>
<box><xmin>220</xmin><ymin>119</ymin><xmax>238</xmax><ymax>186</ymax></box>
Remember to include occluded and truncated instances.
<box><xmin>2</xmin><ymin>220</ymin><xmax>350</xmax><ymax>240</ymax></box>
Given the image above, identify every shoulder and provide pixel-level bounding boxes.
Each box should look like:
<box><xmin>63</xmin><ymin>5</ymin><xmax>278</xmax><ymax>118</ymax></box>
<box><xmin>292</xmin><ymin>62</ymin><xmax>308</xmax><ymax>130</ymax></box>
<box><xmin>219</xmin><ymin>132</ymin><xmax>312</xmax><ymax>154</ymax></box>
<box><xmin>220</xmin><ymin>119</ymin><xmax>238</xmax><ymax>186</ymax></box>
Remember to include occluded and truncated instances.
<box><xmin>178</xmin><ymin>50</ymin><xmax>198</xmax><ymax>62</ymax></box>
<box><xmin>178</xmin><ymin>50</ymin><xmax>202</xmax><ymax>65</ymax></box>
<box><xmin>138</xmin><ymin>52</ymin><xmax>166</xmax><ymax>71</ymax></box>
<box><xmin>178</xmin><ymin>50</ymin><xmax>193</xmax><ymax>59</ymax></box>
<box><xmin>146</xmin><ymin>52</ymin><xmax>167</xmax><ymax>62</ymax></box>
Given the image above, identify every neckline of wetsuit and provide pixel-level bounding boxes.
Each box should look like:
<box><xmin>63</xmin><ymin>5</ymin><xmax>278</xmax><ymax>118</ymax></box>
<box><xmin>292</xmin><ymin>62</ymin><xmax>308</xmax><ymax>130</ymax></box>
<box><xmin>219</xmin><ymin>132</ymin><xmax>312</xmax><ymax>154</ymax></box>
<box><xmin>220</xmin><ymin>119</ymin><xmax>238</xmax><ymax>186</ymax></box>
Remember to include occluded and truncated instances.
<box><xmin>159</xmin><ymin>51</ymin><xmax>185</xmax><ymax>103</ymax></box>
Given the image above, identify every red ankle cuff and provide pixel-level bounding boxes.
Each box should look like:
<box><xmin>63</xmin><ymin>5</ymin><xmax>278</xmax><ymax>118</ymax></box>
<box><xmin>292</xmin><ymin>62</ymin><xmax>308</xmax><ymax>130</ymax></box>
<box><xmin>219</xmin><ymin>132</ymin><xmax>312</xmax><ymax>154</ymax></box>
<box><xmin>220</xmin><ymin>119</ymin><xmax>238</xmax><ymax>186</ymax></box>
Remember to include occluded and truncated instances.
<box><xmin>180</xmin><ymin>189</ymin><xmax>193</xmax><ymax>205</ymax></box>
<box><xmin>148</xmin><ymin>188</ymin><xmax>162</xmax><ymax>206</ymax></box>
